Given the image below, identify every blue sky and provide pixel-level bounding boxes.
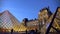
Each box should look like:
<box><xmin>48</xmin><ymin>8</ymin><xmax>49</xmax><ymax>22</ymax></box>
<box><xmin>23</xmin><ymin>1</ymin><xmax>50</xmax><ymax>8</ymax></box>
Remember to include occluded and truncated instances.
<box><xmin>0</xmin><ymin>0</ymin><xmax>60</xmax><ymax>22</ymax></box>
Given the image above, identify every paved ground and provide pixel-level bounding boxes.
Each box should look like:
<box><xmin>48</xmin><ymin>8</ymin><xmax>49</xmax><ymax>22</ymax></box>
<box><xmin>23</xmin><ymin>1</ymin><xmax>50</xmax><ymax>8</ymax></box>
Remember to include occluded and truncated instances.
<box><xmin>0</xmin><ymin>32</ymin><xmax>59</xmax><ymax>34</ymax></box>
<box><xmin>0</xmin><ymin>32</ymin><xmax>25</xmax><ymax>34</ymax></box>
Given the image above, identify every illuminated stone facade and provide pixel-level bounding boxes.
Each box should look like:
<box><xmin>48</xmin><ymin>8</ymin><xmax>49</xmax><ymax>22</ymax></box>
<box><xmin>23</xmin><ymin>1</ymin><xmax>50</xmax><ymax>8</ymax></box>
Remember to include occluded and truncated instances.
<box><xmin>21</xmin><ymin>18</ymin><xmax>39</xmax><ymax>31</ymax></box>
<box><xmin>21</xmin><ymin>7</ymin><xmax>60</xmax><ymax>34</ymax></box>
<box><xmin>38</xmin><ymin>7</ymin><xmax>52</xmax><ymax>34</ymax></box>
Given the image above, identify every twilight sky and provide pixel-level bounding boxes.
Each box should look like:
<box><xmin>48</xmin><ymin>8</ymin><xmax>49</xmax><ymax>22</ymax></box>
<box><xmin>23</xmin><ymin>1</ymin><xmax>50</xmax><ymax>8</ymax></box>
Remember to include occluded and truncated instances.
<box><xmin>0</xmin><ymin>0</ymin><xmax>60</xmax><ymax>22</ymax></box>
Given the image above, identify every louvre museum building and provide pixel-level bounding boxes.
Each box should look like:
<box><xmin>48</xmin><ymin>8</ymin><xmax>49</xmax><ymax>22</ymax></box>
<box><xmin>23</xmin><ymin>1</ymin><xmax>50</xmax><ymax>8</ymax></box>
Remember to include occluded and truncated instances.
<box><xmin>0</xmin><ymin>7</ymin><xmax>60</xmax><ymax>34</ymax></box>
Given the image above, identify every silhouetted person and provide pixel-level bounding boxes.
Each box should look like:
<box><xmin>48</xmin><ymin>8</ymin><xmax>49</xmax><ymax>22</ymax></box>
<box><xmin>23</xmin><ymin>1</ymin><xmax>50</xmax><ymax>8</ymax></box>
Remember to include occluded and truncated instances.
<box><xmin>29</xmin><ymin>30</ymin><xmax>36</xmax><ymax>34</ymax></box>
<box><xmin>35</xmin><ymin>29</ymin><xmax>37</xmax><ymax>34</ymax></box>
<box><xmin>11</xmin><ymin>29</ymin><xmax>13</xmax><ymax>34</ymax></box>
<box><xmin>26</xmin><ymin>30</ymin><xmax>27</xmax><ymax>34</ymax></box>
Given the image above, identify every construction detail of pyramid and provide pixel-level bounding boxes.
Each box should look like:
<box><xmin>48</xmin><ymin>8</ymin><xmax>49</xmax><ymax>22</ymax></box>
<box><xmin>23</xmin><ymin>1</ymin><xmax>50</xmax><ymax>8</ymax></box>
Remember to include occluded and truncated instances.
<box><xmin>0</xmin><ymin>10</ymin><xmax>27</xmax><ymax>32</ymax></box>
<box><xmin>0</xmin><ymin>7</ymin><xmax>60</xmax><ymax>33</ymax></box>
<box><xmin>38</xmin><ymin>7</ymin><xmax>60</xmax><ymax>34</ymax></box>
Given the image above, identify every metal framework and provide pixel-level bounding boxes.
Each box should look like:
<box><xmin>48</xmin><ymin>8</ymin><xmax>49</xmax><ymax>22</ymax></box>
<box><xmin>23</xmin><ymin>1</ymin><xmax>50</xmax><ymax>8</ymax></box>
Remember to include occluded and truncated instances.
<box><xmin>46</xmin><ymin>7</ymin><xmax>60</xmax><ymax>34</ymax></box>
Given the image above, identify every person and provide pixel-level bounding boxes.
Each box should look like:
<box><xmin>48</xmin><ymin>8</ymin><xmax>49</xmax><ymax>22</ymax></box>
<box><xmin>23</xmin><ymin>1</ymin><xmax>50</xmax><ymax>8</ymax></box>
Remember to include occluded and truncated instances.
<box><xmin>35</xmin><ymin>29</ymin><xmax>37</xmax><ymax>34</ymax></box>
<box><xmin>11</xmin><ymin>29</ymin><xmax>13</xmax><ymax>34</ymax></box>
<box><xmin>26</xmin><ymin>30</ymin><xmax>28</xmax><ymax>34</ymax></box>
<box><xmin>29</xmin><ymin>30</ymin><xmax>36</xmax><ymax>34</ymax></box>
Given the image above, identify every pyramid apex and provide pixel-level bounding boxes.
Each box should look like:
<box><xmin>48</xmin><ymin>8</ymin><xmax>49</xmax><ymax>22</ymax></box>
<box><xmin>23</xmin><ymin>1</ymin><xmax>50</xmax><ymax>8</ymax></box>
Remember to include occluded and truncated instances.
<box><xmin>2</xmin><ymin>10</ymin><xmax>11</xmax><ymax>14</ymax></box>
<box><xmin>3</xmin><ymin>10</ymin><xmax>9</xmax><ymax>12</ymax></box>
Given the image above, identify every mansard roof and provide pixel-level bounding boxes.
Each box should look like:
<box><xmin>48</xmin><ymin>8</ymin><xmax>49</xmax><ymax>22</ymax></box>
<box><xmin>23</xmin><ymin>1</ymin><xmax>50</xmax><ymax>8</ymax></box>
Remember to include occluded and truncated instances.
<box><xmin>40</xmin><ymin>7</ymin><xmax>52</xmax><ymax>17</ymax></box>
